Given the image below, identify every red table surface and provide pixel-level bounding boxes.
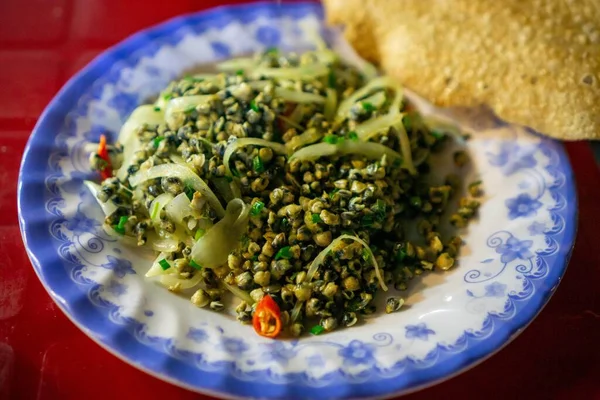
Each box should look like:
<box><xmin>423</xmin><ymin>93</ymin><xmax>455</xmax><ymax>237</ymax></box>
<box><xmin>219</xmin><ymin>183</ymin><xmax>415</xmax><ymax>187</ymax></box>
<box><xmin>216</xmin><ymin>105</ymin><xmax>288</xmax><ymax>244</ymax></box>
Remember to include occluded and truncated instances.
<box><xmin>1</xmin><ymin>1</ymin><xmax>599</xmax><ymax>399</ymax></box>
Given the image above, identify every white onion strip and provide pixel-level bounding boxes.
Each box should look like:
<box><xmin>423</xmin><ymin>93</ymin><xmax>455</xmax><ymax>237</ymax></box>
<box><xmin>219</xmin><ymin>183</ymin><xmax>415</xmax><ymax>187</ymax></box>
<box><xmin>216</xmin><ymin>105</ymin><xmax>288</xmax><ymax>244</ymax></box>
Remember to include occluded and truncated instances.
<box><xmin>354</xmin><ymin>114</ymin><xmax>404</xmax><ymax>142</ymax></box>
<box><xmin>274</xmin><ymin>88</ymin><xmax>325</xmax><ymax>104</ymax></box>
<box><xmin>129</xmin><ymin>164</ymin><xmax>225</xmax><ymax>217</ymax></box>
<box><xmin>289</xmin><ymin>141</ymin><xmax>402</xmax><ymax>166</ymax></box>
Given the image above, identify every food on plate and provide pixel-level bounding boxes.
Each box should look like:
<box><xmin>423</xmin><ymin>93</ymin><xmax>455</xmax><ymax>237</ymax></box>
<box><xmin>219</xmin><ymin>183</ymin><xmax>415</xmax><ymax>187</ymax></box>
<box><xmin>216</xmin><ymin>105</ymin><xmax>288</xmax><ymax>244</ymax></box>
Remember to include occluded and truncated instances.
<box><xmin>87</xmin><ymin>45</ymin><xmax>480</xmax><ymax>338</ymax></box>
<box><xmin>323</xmin><ymin>0</ymin><xmax>600</xmax><ymax>140</ymax></box>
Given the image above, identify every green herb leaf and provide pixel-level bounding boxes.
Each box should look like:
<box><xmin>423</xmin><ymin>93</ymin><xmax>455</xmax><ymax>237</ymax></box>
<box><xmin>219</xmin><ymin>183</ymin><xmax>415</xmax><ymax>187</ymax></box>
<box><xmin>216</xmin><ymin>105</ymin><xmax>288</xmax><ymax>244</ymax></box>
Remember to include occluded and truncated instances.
<box><xmin>362</xmin><ymin>248</ymin><xmax>371</xmax><ymax>262</ymax></box>
<box><xmin>348</xmin><ymin>131</ymin><xmax>358</xmax><ymax>141</ymax></box>
<box><xmin>250</xmin><ymin>201</ymin><xmax>265</xmax><ymax>216</ymax></box>
<box><xmin>468</xmin><ymin>180</ymin><xmax>482</xmax><ymax>188</ymax></box>
<box><xmin>195</xmin><ymin>229</ymin><xmax>206</xmax><ymax>240</ymax></box>
<box><xmin>117</xmin><ymin>216</ymin><xmax>128</xmax><ymax>231</ymax></box>
<box><xmin>362</xmin><ymin>102</ymin><xmax>375</xmax><ymax>112</ymax></box>
<box><xmin>113</xmin><ymin>225</ymin><xmax>125</xmax><ymax>235</ymax></box>
<box><xmin>327</xmin><ymin>71</ymin><xmax>336</xmax><ymax>88</ymax></box>
<box><xmin>184</xmin><ymin>105</ymin><xmax>196</xmax><ymax>114</ymax></box>
<box><xmin>153</xmin><ymin>135</ymin><xmax>165</xmax><ymax>148</ymax></box>
<box><xmin>275</xmin><ymin>246</ymin><xmax>292</xmax><ymax>260</ymax></box>
<box><xmin>310</xmin><ymin>325</ymin><xmax>325</xmax><ymax>335</ymax></box>
<box><xmin>162</xmin><ymin>93</ymin><xmax>173</xmax><ymax>101</ymax></box>
<box><xmin>150</xmin><ymin>201</ymin><xmax>161</xmax><ymax>220</ymax></box>
<box><xmin>396</xmin><ymin>248</ymin><xmax>407</xmax><ymax>262</ymax></box>
<box><xmin>430</xmin><ymin>130</ymin><xmax>445</xmax><ymax>139</ymax></box>
<box><xmin>189</xmin><ymin>259</ymin><xmax>203</xmax><ymax>270</ymax></box>
<box><xmin>311</xmin><ymin>213</ymin><xmax>322</xmax><ymax>223</ymax></box>
<box><xmin>250</xmin><ymin>99</ymin><xmax>259</xmax><ymax>112</ymax></box>
<box><xmin>361</xmin><ymin>214</ymin><xmax>374</xmax><ymax>227</ymax></box>
<box><xmin>153</xmin><ymin>106</ymin><xmax>161</xmax><ymax>112</ymax></box>
<box><xmin>236</xmin><ymin>69</ymin><xmax>244</xmax><ymax>76</ymax></box>
<box><xmin>184</xmin><ymin>186</ymin><xmax>195</xmax><ymax>200</ymax></box>
<box><xmin>159</xmin><ymin>259</ymin><xmax>171</xmax><ymax>270</ymax></box>
<box><xmin>323</xmin><ymin>134</ymin><xmax>338</xmax><ymax>144</ymax></box>
<box><xmin>251</xmin><ymin>254</ymin><xmax>259</xmax><ymax>262</ymax></box>
<box><xmin>253</xmin><ymin>156</ymin><xmax>265</xmax><ymax>173</ymax></box>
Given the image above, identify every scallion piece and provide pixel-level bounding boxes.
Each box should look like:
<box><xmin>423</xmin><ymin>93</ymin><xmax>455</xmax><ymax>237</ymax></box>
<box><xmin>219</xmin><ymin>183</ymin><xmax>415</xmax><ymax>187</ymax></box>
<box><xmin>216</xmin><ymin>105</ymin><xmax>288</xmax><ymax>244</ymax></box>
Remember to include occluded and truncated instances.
<box><xmin>236</xmin><ymin>69</ymin><xmax>244</xmax><ymax>76</ymax></box>
<box><xmin>250</xmin><ymin>99</ymin><xmax>259</xmax><ymax>112</ymax></box>
<box><xmin>117</xmin><ymin>216</ymin><xmax>128</xmax><ymax>230</ymax></box>
<box><xmin>189</xmin><ymin>259</ymin><xmax>203</xmax><ymax>270</ymax></box>
<box><xmin>184</xmin><ymin>186</ymin><xmax>195</xmax><ymax>200</ymax></box>
<box><xmin>163</xmin><ymin>93</ymin><xmax>173</xmax><ymax>101</ymax></box>
<box><xmin>150</xmin><ymin>201</ymin><xmax>161</xmax><ymax>220</ymax></box>
<box><xmin>310</xmin><ymin>325</ymin><xmax>325</xmax><ymax>335</ymax></box>
<box><xmin>348</xmin><ymin>131</ymin><xmax>358</xmax><ymax>141</ymax></box>
<box><xmin>253</xmin><ymin>156</ymin><xmax>265</xmax><ymax>173</ymax></box>
<box><xmin>159</xmin><ymin>259</ymin><xmax>171</xmax><ymax>271</ymax></box>
<box><xmin>251</xmin><ymin>201</ymin><xmax>265</xmax><ymax>216</ymax></box>
<box><xmin>327</xmin><ymin>71</ymin><xmax>336</xmax><ymax>88</ymax></box>
<box><xmin>275</xmin><ymin>246</ymin><xmax>292</xmax><ymax>260</ymax></box>
<box><xmin>153</xmin><ymin>106</ymin><xmax>161</xmax><ymax>112</ymax></box>
<box><xmin>322</xmin><ymin>134</ymin><xmax>338</xmax><ymax>144</ymax></box>
<box><xmin>195</xmin><ymin>229</ymin><xmax>206</xmax><ymax>240</ymax></box>
<box><xmin>362</xmin><ymin>102</ymin><xmax>375</xmax><ymax>112</ymax></box>
<box><xmin>183</xmin><ymin>105</ymin><xmax>196</xmax><ymax>114</ymax></box>
<box><xmin>153</xmin><ymin>136</ymin><xmax>165</xmax><ymax>148</ymax></box>
<box><xmin>311</xmin><ymin>213</ymin><xmax>322</xmax><ymax>223</ymax></box>
<box><xmin>362</xmin><ymin>248</ymin><xmax>371</xmax><ymax>262</ymax></box>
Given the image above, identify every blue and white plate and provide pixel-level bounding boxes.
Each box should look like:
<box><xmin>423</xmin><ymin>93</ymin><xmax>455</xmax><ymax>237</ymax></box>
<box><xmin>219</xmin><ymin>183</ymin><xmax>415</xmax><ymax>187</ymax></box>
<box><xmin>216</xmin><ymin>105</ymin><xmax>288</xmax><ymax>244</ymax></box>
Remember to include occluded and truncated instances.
<box><xmin>18</xmin><ymin>2</ymin><xmax>577</xmax><ymax>399</ymax></box>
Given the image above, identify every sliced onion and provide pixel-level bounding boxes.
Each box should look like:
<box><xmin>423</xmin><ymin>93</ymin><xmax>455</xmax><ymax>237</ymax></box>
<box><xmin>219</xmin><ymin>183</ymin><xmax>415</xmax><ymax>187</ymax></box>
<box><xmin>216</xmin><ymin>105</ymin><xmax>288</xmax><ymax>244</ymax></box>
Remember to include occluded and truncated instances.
<box><xmin>323</xmin><ymin>88</ymin><xmax>337</xmax><ymax>121</ymax></box>
<box><xmin>216</xmin><ymin>57</ymin><xmax>255</xmax><ymax>72</ymax></box>
<box><xmin>212</xmin><ymin>177</ymin><xmax>237</xmax><ymax>202</ymax></box>
<box><xmin>223</xmin><ymin>138</ymin><xmax>288</xmax><ymax>177</ymax></box>
<box><xmin>290</xmin><ymin>300</ymin><xmax>304</xmax><ymax>323</ymax></box>
<box><xmin>160</xmin><ymin>270</ymin><xmax>204</xmax><ymax>290</ymax></box>
<box><xmin>336</xmin><ymin>76</ymin><xmax>397</xmax><ymax>121</ymax></box>
<box><xmin>274</xmin><ymin>88</ymin><xmax>325</xmax><ymax>104</ymax></box>
<box><xmin>222</xmin><ymin>282</ymin><xmax>254</xmax><ymax>304</ymax></box>
<box><xmin>84</xmin><ymin>180</ymin><xmax>117</xmax><ymax>216</ymax></box>
<box><xmin>394</xmin><ymin>121</ymin><xmax>417</xmax><ymax>175</ymax></box>
<box><xmin>247</xmin><ymin>81</ymin><xmax>270</xmax><ymax>91</ymax></box>
<box><xmin>354</xmin><ymin>113</ymin><xmax>404</xmax><ymax>142</ymax></box>
<box><xmin>361</xmin><ymin>91</ymin><xmax>387</xmax><ymax>109</ymax></box>
<box><xmin>115</xmin><ymin>105</ymin><xmax>164</xmax><ymax>180</ymax></box>
<box><xmin>190</xmin><ymin>199</ymin><xmax>250</xmax><ymax>269</ymax></box>
<box><xmin>251</xmin><ymin>64</ymin><xmax>329</xmax><ymax>81</ymax></box>
<box><xmin>129</xmin><ymin>163</ymin><xmax>225</xmax><ymax>217</ymax></box>
<box><xmin>102</xmin><ymin>224</ymin><xmax>138</xmax><ymax>247</ymax></box>
<box><xmin>285</xmin><ymin>128</ymin><xmax>323</xmax><ymax>152</ymax></box>
<box><xmin>306</xmin><ymin>234</ymin><xmax>387</xmax><ymax>291</ymax></box>
<box><xmin>289</xmin><ymin>140</ymin><xmax>402</xmax><ymax>165</ymax></box>
<box><xmin>145</xmin><ymin>252</ymin><xmax>171</xmax><ymax>277</ymax></box>
<box><xmin>152</xmin><ymin>238</ymin><xmax>179</xmax><ymax>253</ymax></box>
<box><xmin>165</xmin><ymin>192</ymin><xmax>192</xmax><ymax>226</ymax></box>
<box><xmin>149</xmin><ymin>193</ymin><xmax>173</xmax><ymax>224</ymax></box>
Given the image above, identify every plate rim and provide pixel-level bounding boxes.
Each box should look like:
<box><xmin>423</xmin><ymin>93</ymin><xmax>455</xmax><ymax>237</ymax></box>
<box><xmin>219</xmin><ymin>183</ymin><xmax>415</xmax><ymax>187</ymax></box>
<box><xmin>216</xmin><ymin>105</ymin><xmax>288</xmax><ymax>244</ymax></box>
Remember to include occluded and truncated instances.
<box><xmin>17</xmin><ymin>2</ymin><xmax>579</xmax><ymax>398</ymax></box>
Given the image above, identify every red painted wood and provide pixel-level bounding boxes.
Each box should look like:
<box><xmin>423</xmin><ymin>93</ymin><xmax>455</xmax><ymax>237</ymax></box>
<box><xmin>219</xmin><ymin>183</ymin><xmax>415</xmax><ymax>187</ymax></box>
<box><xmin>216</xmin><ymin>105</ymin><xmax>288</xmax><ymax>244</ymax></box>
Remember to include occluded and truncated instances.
<box><xmin>0</xmin><ymin>1</ymin><xmax>598</xmax><ymax>399</ymax></box>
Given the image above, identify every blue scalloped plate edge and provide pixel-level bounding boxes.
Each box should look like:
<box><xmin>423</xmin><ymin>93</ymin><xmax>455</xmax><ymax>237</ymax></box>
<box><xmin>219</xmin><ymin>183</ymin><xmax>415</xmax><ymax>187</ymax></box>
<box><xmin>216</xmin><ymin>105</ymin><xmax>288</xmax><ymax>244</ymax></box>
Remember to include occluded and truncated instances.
<box><xmin>17</xmin><ymin>2</ymin><xmax>578</xmax><ymax>398</ymax></box>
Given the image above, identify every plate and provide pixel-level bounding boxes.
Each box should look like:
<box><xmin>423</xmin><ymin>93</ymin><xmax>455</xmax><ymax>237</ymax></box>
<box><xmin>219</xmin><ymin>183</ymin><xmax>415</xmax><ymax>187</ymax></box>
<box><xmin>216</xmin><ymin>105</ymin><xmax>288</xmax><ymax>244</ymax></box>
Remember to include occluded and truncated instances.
<box><xmin>18</xmin><ymin>2</ymin><xmax>577</xmax><ymax>398</ymax></box>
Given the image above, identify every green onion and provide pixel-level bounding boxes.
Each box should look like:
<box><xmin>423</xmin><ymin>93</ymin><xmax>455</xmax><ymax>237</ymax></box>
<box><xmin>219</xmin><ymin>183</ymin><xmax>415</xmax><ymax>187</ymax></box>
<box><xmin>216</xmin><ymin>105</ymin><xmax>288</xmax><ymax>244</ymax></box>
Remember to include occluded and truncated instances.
<box><xmin>195</xmin><ymin>229</ymin><xmax>206</xmax><ymax>240</ymax></box>
<box><xmin>184</xmin><ymin>186</ymin><xmax>195</xmax><ymax>200</ymax></box>
<box><xmin>117</xmin><ymin>216</ymin><xmax>128</xmax><ymax>230</ymax></box>
<box><xmin>362</xmin><ymin>248</ymin><xmax>371</xmax><ymax>262</ymax></box>
<box><xmin>322</xmin><ymin>134</ymin><xmax>338</xmax><ymax>144</ymax></box>
<box><xmin>250</xmin><ymin>99</ymin><xmax>259</xmax><ymax>112</ymax></box>
<box><xmin>224</xmin><ymin>175</ymin><xmax>233</xmax><ymax>182</ymax></box>
<box><xmin>327</xmin><ymin>71</ymin><xmax>336</xmax><ymax>88</ymax></box>
<box><xmin>361</xmin><ymin>214</ymin><xmax>374</xmax><ymax>227</ymax></box>
<box><xmin>430</xmin><ymin>130</ymin><xmax>445</xmax><ymax>139</ymax></box>
<box><xmin>396</xmin><ymin>248</ymin><xmax>407</xmax><ymax>262</ymax></box>
<box><xmin>250</xmin><ymin>201</ymin><xmax>265</xmax><ymax>216</ymax></box>
<box><xmin>153</xmin><ymin>136</ymin><xmax>165</xmax><ymax>148</ymax></box>
<box><xmin>362</xmin><ymin>102</ymin><xmax>375</xmax><ymax>112</ymax></box>
<box><xmin>163</xmin><ymin>93</ymin><xmax>173</xmax><ymax>101</ymax></box>
<box><xmin>153</xmin><ymin>106</ymin><xmax>161</xmax><ymax>112</ymax></box>
<box><xmin>410</xmin><ymin>196</ymin><xmax>422</xmax><ymax>208</ymax></box>
<box><xmin>251</xmin><ymin>254</ymin><xmax>259</xmax><ymax>262</ymax></box>
<box><xmin>311</xmin><ymin>213</ymin><xmax>322</xmax><ymax>223</ymax></box>
<box><xmin>189</xmin><ymin>259</ymin><xmax>203</xmax><ymax>270</ymax></box>
<box><xmin>150</xmin><ymin>201</ymin><xmax>160</xmax><ymax>220</ymax></box>
<box><xmin>469</xmin><ymin>180</ymin><xmax>482</xmax><ymax>188</ymax></box>
<box><xmin>348</xmin><ymin>131</ymin><xmax>358</xmax><ymax>141</ymax></box>
<box><xmin>184</xmin><ymin>105</ymin><xmax>196</xmax><ymax>114</ymax></box>
<box><xmin>159</xmin><ymin>259</ymin><xmax>171</xmax><ymax>270</ymax></box>
<box><xmin>310</xmin><ymin>325</ymin><xmax>325</xmax><ymax>335</ymax></box>
<box><xmin>253</xmin><ymin>156</ymin><xmax>265</xmax><ymax>173</ymax></box>
<box><xmin>275</xmin><ymin>246</ymin><xmax>292</xmax><ymax>260</ymax></box>
<box><xmin>236</xmin><ymin>69</ymin><xmax>244</xmax><ymax>76</ymax></box>
<box><xmin>374</xmin><ymin>199</ymin><xmax>387</xmax><ymax>222</ymax></box>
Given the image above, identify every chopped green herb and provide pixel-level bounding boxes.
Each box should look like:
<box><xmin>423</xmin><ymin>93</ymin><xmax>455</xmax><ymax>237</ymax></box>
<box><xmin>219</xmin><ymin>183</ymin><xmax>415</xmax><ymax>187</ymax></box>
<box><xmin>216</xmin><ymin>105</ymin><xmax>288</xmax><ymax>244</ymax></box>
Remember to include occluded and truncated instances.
<box><xmin>117</xmin><ymin>216</ymin><xmax>128</xmax><ymax>231</ymax></box>
<box><xmin>251</xmin><ymin>201</ymin><xmax>265</xmax><ymax>216</ymax></box>
<box><xmin>403</xmin><ymin>115</ymin><xmax>413</xmax><ymax>131</ymax></box>
<box><xmin>236</xmin><ymin>69</ymin><xmax>244</xmax><ymax>76</ymax></box>
<box><xmin>323</xmin><ymin>134</ymin><xmax>338</xmax><ymax>144</ymax></box>
<box><xmin>253</xmin><ymin>156</ymin><xmax>265</xmax><ymax>173</ymax></box>
<box><xmin>113</xmin><ymin>225</ymin><xmax>125</xmax><ymax>235</ymax></box>
<box><xmin>184</xmin><ymin>75</ymin><xmax>204</xmax><ymax>83</ymax></box>
<box><xmin>327</xmin><ymin>70</ymin><xmax>336</xmax><ymax>88</ymax></box>
<box><xmin>162</xmin><ymin>93</ymin><xmax>173</xmax><ymax>101</ymax></box>
<box><xmin>362</xmin><ymin>102</ymin><xmax>375</xmax><ymax>112</ymax></box>
<box><xmin>431</xmin><ymin>130</ymin><xmax>445</xmax><ymax>139</ymax></box>
<box><xmin>362</xmin><ymin>248</ymin><xmax>371</xmax><ymax>262</ymax></box>
<box><xmin>374</xmin><ymin>199</ymin><xmax>387</xmax><ymax>222</ymax></box>
<box><xmin>311</xmin><ymin>213</ymin><xmax>322</xmax><ymax>223</ymax></box>
<box><xmin>159</xmin><ymin>259</ymin><xmax>171</xmax><ymax>271</ymax></box>
<box><xmin>195</xmin><ymin>229</ymin><xmax>206</xmax><ymax>240</ymax></box>
<box><xmin>184</xmin><ymin>105</ymin><xmax>196</xmax><ymax>114</ymax></box>
<box><xmin>251</xmin><ymin>254</ymin><xmax>259</xmax><ymax>262</ymax></box>
<box><xmin>189</xmin><ymin>259</ymin><xmax>203</xmax><ymax>270</ymax></box>
<box><xmin>150</xmin><ymin>201</ymin><xmax>160</xmax><ymax>220</ymax></box>
<box><xmin>396</xmin><ymin>248</ymin><xmax>407</xmax><ymax>262</ymax></box>
<box><xmin>361</xmin><ymin>214</ymin><xmax>374</xmax><ymax>227</ymax></box>
<box><xmin>224</xmin><ymin>175</ymin><xmax>233</xmax><ymax>183</ymax></box>
<box><xmin>275</xmin><ymin>246</ymin><xmax>292</xmax><ymax>260</ymax></box>
<box><xmin>469</xmin><ymin>180</ymin><xmax>482</xmax><ymax>188</ymax></box>
<box><xmin>410</xmin><ymin>196</ymin><xmax>422</xmax><ymax>208</ymax></box>
<box><xmin>153</xmin><ymin>136</ymin><xmax>165</xmax><ymax>148</ymax></box>
<box><xmin>310</xmin><ymin>325</ymin><xmax>325</xmax><ymax>335</ymax></box>
<box><xmin>153</xmin><ymin>106</ymin><xmax>161</xmax><ymax>112</ymax></box>
<box><xmin>348</xmin><ymin>131</ymin><xmax>358</xmax><ymax>141</ymax></box>
<box><xmin>231</xmin><ymin>168</ymin><xmax>241</xmax><ymax>178</ymax></box>
<box><xmin>250</xmin><ymin>99</ymin><xmax>259</xmax><ymax>112</ymax></box>
<box><xmin>184</xmin><ymin>186</ymin><xmax>195</xmax><ymax>200</ymax></box>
